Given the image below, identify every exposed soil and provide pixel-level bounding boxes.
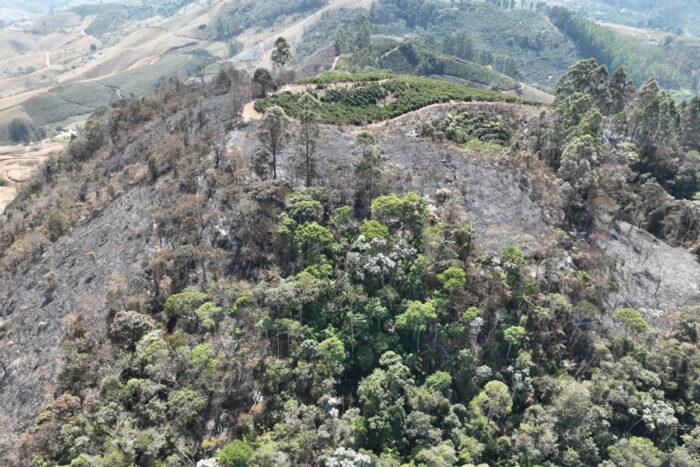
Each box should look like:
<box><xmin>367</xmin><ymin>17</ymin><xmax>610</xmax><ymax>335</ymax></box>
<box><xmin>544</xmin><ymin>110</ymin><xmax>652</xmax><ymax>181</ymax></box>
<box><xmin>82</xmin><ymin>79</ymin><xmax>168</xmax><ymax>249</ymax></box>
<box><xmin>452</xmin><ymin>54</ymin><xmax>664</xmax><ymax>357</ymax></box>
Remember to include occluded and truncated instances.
<box><xmin>0</xmin><ymin>142</ymin><xmax>64</xmax><ymax>212</ymax></box>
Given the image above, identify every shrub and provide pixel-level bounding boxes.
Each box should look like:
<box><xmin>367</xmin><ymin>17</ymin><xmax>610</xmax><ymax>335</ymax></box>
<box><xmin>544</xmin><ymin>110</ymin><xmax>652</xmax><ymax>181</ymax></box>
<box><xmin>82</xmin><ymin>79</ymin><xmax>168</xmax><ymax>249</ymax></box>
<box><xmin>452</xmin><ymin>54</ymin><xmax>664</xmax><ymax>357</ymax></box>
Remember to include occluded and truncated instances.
<box><xmin>255</xmin><ymin>74</ymin><xmax>535</xmax><ymax>125</ymax></box>
<box><xmin>218</xmin><ymin>440</ymin><xmax>253</xmax><ymax>467</ymax></box>
<box><xmin>359</xmin><ymin>220</ymin><xmax>390</xmax><ymax>240</ymax></box>
<box><xmin>164</xmin><ymin>289</ymin><xmax>208</xmax><ymax>318</ymax></box>
<box><xmin>437</xmin><ymin>267</ymin><xmax>466</xmax><ymax>292</ymax></box>
<box><xmin>294</xmin><ymin>222</ymin><xmax>333</xmax><ymax>258</ymax></box>
<box><xmin>614</xmin><ymin>308</ymin><xmax>650</xmax><ymax>333</ymax></box>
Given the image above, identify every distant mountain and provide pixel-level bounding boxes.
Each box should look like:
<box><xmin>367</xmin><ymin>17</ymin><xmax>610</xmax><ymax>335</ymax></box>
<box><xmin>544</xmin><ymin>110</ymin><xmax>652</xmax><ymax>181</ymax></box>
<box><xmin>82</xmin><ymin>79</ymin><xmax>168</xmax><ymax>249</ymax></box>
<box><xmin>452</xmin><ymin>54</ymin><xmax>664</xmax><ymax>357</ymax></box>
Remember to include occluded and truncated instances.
<box><xmin>0</xmin><ymin>1</ymin><xmax>114</xmax><ymax>22</ymax></box>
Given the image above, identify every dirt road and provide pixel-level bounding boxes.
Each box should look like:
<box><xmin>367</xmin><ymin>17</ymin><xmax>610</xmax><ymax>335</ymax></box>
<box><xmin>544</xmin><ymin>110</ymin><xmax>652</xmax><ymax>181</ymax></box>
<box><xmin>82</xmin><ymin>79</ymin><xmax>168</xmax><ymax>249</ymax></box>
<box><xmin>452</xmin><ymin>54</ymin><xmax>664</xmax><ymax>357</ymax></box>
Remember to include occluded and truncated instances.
<box><xmin>0</xmin><ymin>142</ymin><xmax>65</xmax><ymax>212</ymax></box>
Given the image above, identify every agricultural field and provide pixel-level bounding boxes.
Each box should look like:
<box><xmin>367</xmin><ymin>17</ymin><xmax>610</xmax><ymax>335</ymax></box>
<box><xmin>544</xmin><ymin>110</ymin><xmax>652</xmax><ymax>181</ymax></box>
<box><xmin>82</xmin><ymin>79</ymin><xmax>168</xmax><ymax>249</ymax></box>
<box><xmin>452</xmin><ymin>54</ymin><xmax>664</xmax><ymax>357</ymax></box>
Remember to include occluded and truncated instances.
<box><xmin>100</xmin><ymin>52</ymin><xmax>209</xmax><ymax>98</ymax></box>
<box><xmin>255</xmin><ymin>73</ymin><xmax>539</xmax><ymax>124</ymax></box>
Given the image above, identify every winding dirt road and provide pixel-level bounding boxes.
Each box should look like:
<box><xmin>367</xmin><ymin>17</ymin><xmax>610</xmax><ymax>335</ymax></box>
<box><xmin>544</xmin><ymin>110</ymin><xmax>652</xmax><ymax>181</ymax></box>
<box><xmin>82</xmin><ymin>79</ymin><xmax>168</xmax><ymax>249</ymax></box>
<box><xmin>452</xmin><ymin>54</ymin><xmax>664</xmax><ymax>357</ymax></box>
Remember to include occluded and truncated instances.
<box><xmin>45</xmin><ymin>15</ymin><xmax>96</xmax><ymax>69</ymax></box>
<box><xmin>0</xmin><ymin>143</ymin><xmax>65</xmax><ymax>212</ymax></box>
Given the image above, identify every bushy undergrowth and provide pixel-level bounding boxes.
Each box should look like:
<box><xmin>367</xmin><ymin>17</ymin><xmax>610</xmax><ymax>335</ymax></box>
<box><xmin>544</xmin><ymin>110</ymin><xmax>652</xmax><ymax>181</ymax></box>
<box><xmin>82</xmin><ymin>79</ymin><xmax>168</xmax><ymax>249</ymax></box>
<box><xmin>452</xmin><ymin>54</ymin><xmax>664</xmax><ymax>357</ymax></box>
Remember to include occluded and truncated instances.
<box><xmin>256</xmin><ymin>74</ymin><xmax>536</xmax><ymax>125</ymax></box>
<box><xmin>17</xmin><ymin>185</ymin><xmax>700</xmax><ymax>466</ymax></box>
<box><xmin>3</xmin><ymin>57</ymin><xmax>700</xmax><ymax>467</ymax></box>
<box><xmin>422</xmin><ymin>108</ymin><xmax>512</xmax><ymax>146</ymax></box>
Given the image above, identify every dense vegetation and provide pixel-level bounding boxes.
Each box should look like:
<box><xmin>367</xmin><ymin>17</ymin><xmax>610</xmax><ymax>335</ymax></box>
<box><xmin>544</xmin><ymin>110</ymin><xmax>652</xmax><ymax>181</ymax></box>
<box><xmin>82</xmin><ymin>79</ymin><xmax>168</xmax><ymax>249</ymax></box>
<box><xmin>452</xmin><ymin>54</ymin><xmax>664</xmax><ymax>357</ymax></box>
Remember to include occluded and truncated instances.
<box><xmin>69</xmin><ymin>1</ymin><xmax>198</xmax><ymax>37</ymax></box>
<box><xmin>211</xmin><ymin>0</ymin><xmax>328</xmax><ymax>39</ymax></box>
<box><xmin>14</xmin><ymin>176</ymin><xmax>700</xmax><ymax>466</ymax></box>
<box><xmin>295</xmin><ymin>7</ymin><xmax>367</xmax><ymax>61</ymax></box>
<box><xmin>0</xmin><ymin>55</ymin><xmax>697</xmax><ymax>465</ymax></box>
<box><xmin>544</xmin><ymin>59</ymin><xmax>700</xmax><ymax>204</ymax></box>
<box><xmin>254</xmin><ymin>74</ymin><xmax>532</xmax><ymax>125</ymax></box>
<box><xmin>421</xmin><ymin>109</ymin><xmax>512</xmax><ymax>147</ymax></box>
<box><xmin>550</xmin><ymin>0</ymin><xmax>700</xmax><ymax>36</ymax></box>
<box><xmin>369</xmin><ymin>0</ymin><xmax>580</xmax><ymax>87</ymax></box>
<box><xmin>548</xmin><ymin>7</ymin><xmax>700</xmax><ymax>92</ymax></box>
<box><xmin>7</xmin><ymin>118</ymin><xmax>44</xmax><ymax>144</ymax></box>
<box><xmin>377</xmin><ymin>43</ymin><xmax>519</xmax><ymax>90</ymax></box>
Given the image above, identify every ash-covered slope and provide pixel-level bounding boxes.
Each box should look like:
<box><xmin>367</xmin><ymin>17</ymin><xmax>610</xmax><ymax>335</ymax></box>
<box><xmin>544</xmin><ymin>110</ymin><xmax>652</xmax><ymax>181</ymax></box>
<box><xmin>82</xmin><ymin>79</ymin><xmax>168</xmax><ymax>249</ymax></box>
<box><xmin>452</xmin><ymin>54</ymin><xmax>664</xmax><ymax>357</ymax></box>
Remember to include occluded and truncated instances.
<box><xmin>0</xmin><ymin>74</ymin><xmax>699</xmax><ymax>464</ymax></box>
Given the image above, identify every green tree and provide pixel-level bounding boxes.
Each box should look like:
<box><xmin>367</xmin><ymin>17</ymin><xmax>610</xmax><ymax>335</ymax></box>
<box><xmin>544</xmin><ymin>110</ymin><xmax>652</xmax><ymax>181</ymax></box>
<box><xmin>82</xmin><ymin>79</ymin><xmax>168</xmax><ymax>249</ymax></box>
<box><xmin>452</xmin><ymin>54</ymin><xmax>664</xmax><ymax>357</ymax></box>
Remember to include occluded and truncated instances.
<box><xmin>8</xmin><ymin>118</ymin><xmax>31</xmax><ymax>143</ymax></box>
<box><xmin>559</xmin><ymin>134</ymin><xmax>602</xmax><ymax>199</ymax></box>
<box><xmin>436</xmin><ymin>267</ymin><xmax>466</xmax><ymax>292</ymax></box>
<box><xmin>228</xmin><ymin>38</ymin><xmax>243</xmax><ymax>57</ymax></box>
<box><xmin>164</xmin><ymin>289</ymin><xmax>207</xmax><ymax>319</ymax></box>
<box><xmin>501</xmin><ymin>246</ymin><xmax>527</xmax><ymax>286</ymax></box>
<box><xmin>606</xmin><ymin>67</ymin><xmax>635</xmax><ymax>114</ymax></box>
<box><xmin>167</xmin><ymin>388</ymin><xmax>207</xmax><ymax>429</ymax></box>
<box><xmin>395</xmin><ymin>300</ymin><xmax>437</xmax><ymax>351</ymax></box>
<box><xmin>294</xmin><ymin>221</ymin><xmax>333</xmax><ymax>262</ymax></box>
<box><xmin>355</xmin><ymin>15</ymin><xmax>372</xmax><ymax>51</ymax></box>
<box><xmin>554</xmin><ymin>59</ymin><xmax>609</xmax><ymax>111</ymax></box>
<box><xmin>503</xmin><ymin>325</ymin><xmax>528</xmax><ymax>359</ymax></box>
<box><xmin>442</xmin><ymin>31</ymin><xmax>475</xmax><ymax>61</ymax></box>
<box><xmin>317</xmin><ymin>336</ymin><xmax>346</xmax><ymax>378</ymax></box>
<box><xmin>509</xmin><ymin>404</ymin><xmax>558</xmax><ymax>465</ymax></box>
<box><xmin>218</xmin><ymin>439</ymin><xmax>253</xmax><ymax>467</ymax></box>
<box><xmin>359</xmin><ymin>220</ymin><xmax>390</xmax><ymax>240</ymax></box>
<box><xmin>334</xmin><ymin>27</ymin><xmax>352</xmax><ymax>54</ymax></box>
<box><xmin>607</xmin><ymin>437</ymin><xmax>666</xmax><ymax>467</ymax></box>
<box><xmin>370</xmin><ymin>192</ymin><xmax>429</xmax><ymax>233</ymax></box>
<box><xmin>469</xmin><ymin>380</ymin><xmax>512</xmax><ymax>422</ymax></box>
<box><xmin>271</xmin><ymin>37</ymin><xmax>292</xmax><ymax>69</ymax></box>
<box><xmin>672</xmin><ymin>150</ymin><xmax>700</xmax><ymax>199</ymax></box>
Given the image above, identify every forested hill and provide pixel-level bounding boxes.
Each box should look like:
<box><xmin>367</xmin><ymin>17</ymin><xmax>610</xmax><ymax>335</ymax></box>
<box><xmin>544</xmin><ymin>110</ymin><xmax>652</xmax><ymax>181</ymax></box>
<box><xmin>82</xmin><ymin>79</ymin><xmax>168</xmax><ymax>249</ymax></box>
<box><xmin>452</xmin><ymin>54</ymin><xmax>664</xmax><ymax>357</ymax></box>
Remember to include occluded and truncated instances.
<box><xmin>360</xmin><ymin>0</ymin><xmax>700</xmax><ymax>94</ymax></box>
<box><xmin>1</xmin><ymin>54</ymin><xmax>699</xmax><ymax>465</ymax></box>
<box><xmin>548</xmin><ymin>7</ymin><xmax>700</xmax><ymax>94</ymax></box>
<box><xmin>0</xmin><ymin>0</ymin><xmax>699</xmax><ymax>466</ymax></box>
<box><xmin>544</xmin><ymin>0</ymin><xmax>700</xmax><ymax>36</ymax></box>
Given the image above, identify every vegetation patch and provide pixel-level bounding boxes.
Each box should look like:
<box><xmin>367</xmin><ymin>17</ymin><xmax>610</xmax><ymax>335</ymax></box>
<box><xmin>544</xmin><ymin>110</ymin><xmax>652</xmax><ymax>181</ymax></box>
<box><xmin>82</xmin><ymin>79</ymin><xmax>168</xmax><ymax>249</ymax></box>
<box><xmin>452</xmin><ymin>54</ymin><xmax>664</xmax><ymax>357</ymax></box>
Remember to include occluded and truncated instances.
<box><xmin>421</xmin><ymin>108</ymin><xmax>512</xmax><ymax>146</ymax></box>
<box><xmin>370</xmin><ymin>0</ymin><xmax>580</xmax><ymax>87</ymax></box>
<box><xmin>549</xmin><ymin>7</ymin><xmax>700</xmax><ymax>91</ymax></box>
<box><xmin>100</xmin><ymin>53</ymin><xmax>207</xmax><ymax>98</ymax></box>
<box><xmin>22</xmin><ymin>94</ymin><xmax>92</xmax><ymax>127</ymax></box>
<box><xmin>296</xmin><ymin>7</ymin><xmax>367</xmax><ymax>61</ymax></box>
<box><xmin>256</xmin><ymin>74</ymin><xmax>538</xmax><ymax>125</ymax></box>
<box><xmin>379</xmin><ymin>42</ymin><xmax>519</xmax><ymax>90</ymax></box>
<box><xmin>52</xmin><ymin>82</ymin><xmax>116</xmax><ymax>109</ymax></box>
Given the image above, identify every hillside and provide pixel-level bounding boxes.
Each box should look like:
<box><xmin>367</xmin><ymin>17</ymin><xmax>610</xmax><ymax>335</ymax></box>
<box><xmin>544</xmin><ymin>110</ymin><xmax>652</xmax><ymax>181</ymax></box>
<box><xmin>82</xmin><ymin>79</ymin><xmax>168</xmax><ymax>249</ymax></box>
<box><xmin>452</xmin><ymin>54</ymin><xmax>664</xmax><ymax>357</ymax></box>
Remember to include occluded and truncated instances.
<box><xmin>0</xmin><ymin>1</ymin><xmax>109</xmax><ymax>24</ymax></box>
<box><xmin>5</xmin><ymin>0</ymin><xmax>700</xmax><ymax>148</ymax></box>
<box><xmin>0</xmin><ymin>0</ymin><xmax>700</xmax><ymax>465</ymax></box>
<box><xmin>544</xmin><ymin>0</ymin><xmax>700</xmax><ymax>36</ymax></box>
<box><xmin>0</xmin><ymin>57</ymin><xmax>699</xmax><ymax>465</ymax></box>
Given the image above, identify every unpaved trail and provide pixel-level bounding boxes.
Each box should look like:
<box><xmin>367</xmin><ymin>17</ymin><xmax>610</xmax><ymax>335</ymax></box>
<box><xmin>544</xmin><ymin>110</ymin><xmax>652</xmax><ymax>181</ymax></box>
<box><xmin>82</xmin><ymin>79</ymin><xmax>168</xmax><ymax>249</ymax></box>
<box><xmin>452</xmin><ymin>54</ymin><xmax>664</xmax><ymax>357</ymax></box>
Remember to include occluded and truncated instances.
<box><xmin>45</xmin><ymin>15</ymin><xmax>96</xmax><ymax>70</ymax></box>
<box><xmin>242</xmin><ymin>101</ymin><xmax>262</xmax><ymax>122</ymax></box>
<box><xmin>0</xmin><ymin>143</ymin><xmax>65</xmax><ymax>211</ymax></box>
<box><xmin>98</xmin><ymin>82</ymin><xmax>125</xmax><ymax>100</ymax></box>
<box><xmin>503</xmin><ymin>82</ymin><xmax>554</xmax><ymax>103</ymax></box>
<box><xmin>369</xmin><ymin>100</ymin><xmax>544</xmax><ymax>131</ymax></box>
<box><xmin>380</xmin><ymin>45</ymin><xmax>401</xmax><ymax>60</ymax></box>
<box><xmin>331</xmin><ymin>56</ymin><xmax>340</xmax><ymax>70</ymax></box>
